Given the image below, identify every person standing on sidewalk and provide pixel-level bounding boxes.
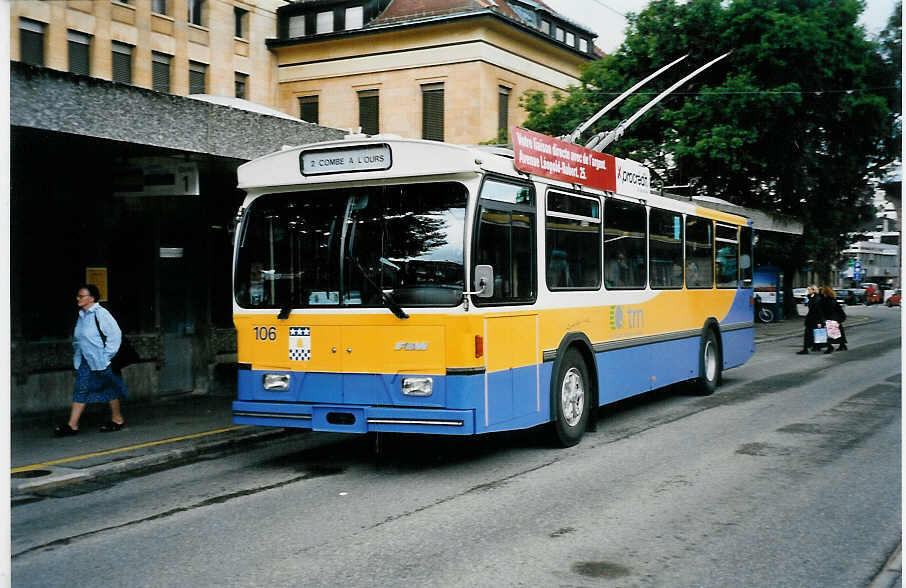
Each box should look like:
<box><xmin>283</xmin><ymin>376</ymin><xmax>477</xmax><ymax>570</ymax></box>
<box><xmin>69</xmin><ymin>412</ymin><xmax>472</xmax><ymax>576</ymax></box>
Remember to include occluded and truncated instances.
<box><xmin>54</xmin><ymin>284</ymin><xmax>128</xmax><ymax>437</ymax></box>
<box><xmin>797</xmin><ymin>285</ymin><xmax>825</xmax><ymax>355</ymax></box>
<box><xmin>819</xmin><ymin>285</ymin><xmax>848</xmax><ymax>352</ymax></box>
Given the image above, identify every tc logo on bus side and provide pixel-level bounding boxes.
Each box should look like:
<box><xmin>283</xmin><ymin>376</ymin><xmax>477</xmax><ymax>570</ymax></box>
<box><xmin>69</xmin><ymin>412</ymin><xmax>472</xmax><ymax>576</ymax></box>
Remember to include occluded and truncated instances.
<box><xmin>610</xmin><ymin>306</ymin><xmax>644</xmax><ymax>330</ymax></box>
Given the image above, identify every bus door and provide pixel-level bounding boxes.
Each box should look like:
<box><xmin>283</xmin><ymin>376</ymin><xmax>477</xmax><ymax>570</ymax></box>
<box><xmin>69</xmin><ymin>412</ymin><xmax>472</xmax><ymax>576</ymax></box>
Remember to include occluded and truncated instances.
<box><xmin>473</xmin><ymin>176</ymin><xmax>539</xmax><ymax>428</ymax></box>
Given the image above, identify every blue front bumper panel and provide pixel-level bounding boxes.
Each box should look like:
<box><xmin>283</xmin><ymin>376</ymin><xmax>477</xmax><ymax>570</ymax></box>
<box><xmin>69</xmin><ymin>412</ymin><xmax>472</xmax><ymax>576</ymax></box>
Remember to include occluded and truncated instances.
<box><xmin>233</xmin><ymin>400</ymin><xmax>475</xmax><ymax>434</ymax></box>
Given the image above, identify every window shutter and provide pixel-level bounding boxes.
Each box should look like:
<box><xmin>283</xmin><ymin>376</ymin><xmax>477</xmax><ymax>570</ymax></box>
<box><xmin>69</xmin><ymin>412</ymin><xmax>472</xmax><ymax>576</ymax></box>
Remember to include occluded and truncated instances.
<box><xmin>422</xmin><ymin>83</ymin><xmax>444</xmax><ymax>142</ymax></box>
<box><xmin>358</xmin><ymin>90</ymin><xmax>379</xmax><ymax>135</ymax></box>
<box><xmin>19</xmin><ymin>19</ymin><xmax>45</xmax><ymax>66</ymax></box>
<box><xmin>152</xmin><ymin>52</ymin><xmax>171</xmax><ymax>93</ymax></box>
<box><xmin>112</xmin><ymin>42</ymin><xmax>132</xmax><ymax>84</ymax></box>
<box><xmin>299</xmin><ymin>96</ymin><xmax>319</xmax><ymax>124</ymax></box>
<box><xmin>498</xmin><ymin>86</ymin><xmax>510</xmax><ymax>141</ymax></box>
<box><xmin>189</xmin><ymin>61</ymin><xmax>206</xmax><ymax>94</ymax></box>
<box><xmin>235</xmin><ymin>73</ymin><xmax>248</xmax><ymax>99</ymax></box>
<box><xmin>68</xmin><ymin>31</ymin><xmax>90</xmax><ymax>76</ymax></box>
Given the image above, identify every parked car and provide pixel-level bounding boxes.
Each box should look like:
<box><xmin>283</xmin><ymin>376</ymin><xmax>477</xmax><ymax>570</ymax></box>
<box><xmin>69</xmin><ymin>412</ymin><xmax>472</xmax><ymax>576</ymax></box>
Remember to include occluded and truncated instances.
<box><xmin>792</xmin><ymin>287</ymin><xmax>808</xmax><ymax>304</ymax></box>
<box><xmin>885</xmin><ymin>289</ymin><xmax>901</xmax><ymax>307</ymax></box>
<box><xmin>835</xmin><ymin>289</ymin><xmax>859</xmax><ymax>306</ymax></box>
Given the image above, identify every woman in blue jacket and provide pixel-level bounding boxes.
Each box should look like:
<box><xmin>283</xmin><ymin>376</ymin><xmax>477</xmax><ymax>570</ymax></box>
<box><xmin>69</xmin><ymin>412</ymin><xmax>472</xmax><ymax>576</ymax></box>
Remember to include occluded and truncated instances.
<box><xmin>54</xmin><ymin>284</ymin><xmax>128</xmax><ymax>436</ymax></box>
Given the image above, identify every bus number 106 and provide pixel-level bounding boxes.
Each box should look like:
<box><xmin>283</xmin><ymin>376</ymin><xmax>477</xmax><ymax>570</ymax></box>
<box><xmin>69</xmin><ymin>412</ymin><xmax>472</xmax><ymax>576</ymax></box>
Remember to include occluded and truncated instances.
<box><xmin>254</xmin><ymin>326</ymin><xmax>277</xmax><ymax>341</ymax></box>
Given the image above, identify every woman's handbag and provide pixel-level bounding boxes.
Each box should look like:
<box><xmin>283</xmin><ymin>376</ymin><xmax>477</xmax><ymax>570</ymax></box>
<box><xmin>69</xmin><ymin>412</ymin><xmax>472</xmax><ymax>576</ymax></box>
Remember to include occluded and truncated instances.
<box><xmin>813</xmin><ymin>327</ymin><xmax>828</xmax><ymax>344</ymax></box>
<box><xmin>825</xmin><ymin>319</ymin><xmax>841</xmax><ymax>340</ymax></box>
<box><xmin>95</xmin><ymin>316</ymin><xmax>140</xmax><ymax>374</ymax></box>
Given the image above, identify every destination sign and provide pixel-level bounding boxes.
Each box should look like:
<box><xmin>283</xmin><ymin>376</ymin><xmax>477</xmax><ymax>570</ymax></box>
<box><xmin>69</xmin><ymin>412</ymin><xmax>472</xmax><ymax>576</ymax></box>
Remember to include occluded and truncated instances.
<box><xmin>301</xmin><ymin>144</ymin><xmax>392</xmax><ymax>175</ymax></box>
<box><xmin>512</xmin><ymin>127</ymin><xmax>651</xmax><ymax>198</ymax></box>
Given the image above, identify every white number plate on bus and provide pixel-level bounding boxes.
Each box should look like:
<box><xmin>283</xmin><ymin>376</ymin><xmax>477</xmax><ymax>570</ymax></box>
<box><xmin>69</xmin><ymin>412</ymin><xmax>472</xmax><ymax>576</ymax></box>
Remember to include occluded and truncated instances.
<box><xmin>301</xmin><ymin>145</ymin><xmax>392</xmax><ymax>175</ymax></box>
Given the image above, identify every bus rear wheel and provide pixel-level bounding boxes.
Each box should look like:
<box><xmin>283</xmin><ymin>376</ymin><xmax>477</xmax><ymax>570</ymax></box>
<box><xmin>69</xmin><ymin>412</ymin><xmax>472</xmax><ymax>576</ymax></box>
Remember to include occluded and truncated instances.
<box><xmin>696</xmin><ymin>329</ymin><xmax>721</xmax><ymax>396</ymax></box>
<box><xmin>551</xmin><ymin>348</ymin><xmax>590</xmax><ymax>447</ymax></box>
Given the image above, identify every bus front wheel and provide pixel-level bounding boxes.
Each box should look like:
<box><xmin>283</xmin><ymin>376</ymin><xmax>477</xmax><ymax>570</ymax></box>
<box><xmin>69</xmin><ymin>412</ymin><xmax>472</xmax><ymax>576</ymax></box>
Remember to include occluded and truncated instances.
<box><xmin>551</xmin><ymin>348</ymin><xmax>590</xmax><ymax>447</ymax></box>
<box><xmin>696</xmin><ymin>329</ymin><xmax>721</xmax><ymax>396</ymax></box>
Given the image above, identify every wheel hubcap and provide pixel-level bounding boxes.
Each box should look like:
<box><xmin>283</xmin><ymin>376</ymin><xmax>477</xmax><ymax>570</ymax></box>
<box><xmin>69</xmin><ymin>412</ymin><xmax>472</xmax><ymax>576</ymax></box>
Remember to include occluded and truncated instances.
<box><xmin>704</xmin><ymin>340</ymin><xmax>717</xmax><ymax>381</ymax></box>
<box><xmin>561</xmin><ymin>367</ymin><xmax>585</xmax><ymax>427</ymax></box>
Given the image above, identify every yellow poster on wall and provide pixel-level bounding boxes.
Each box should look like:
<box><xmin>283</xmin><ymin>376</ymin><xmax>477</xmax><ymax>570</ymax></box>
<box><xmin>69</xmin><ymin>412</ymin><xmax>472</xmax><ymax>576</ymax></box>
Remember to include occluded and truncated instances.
<box><xmin>85</xmin><ymin>267</ymin><xmax>108</xmax><ymax>301</ymax></box>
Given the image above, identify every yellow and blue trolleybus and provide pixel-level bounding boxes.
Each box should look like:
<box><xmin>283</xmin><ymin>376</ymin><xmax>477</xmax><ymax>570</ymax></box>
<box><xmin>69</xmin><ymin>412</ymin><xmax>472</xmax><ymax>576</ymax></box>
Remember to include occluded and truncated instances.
<box><xmin>231</xmin><ymin>127</ymin><xmax>754</xmax><ymax>446</ymax></box>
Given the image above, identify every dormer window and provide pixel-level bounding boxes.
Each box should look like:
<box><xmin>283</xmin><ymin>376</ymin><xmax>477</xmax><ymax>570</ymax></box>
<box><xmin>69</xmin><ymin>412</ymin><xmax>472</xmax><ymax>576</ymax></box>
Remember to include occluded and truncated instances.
<box><xmin>288</xmin><ymin>14</ymin><xmax>306</xmax><ymax>37</ymax></box>
<box><xmin>540</xmin><ymin>20</ymin><xmax>550</xmax><ymax>35</ymax></box>
<box><xmin>346</xmin><ymin>6</ymin><xmax>364</xmax><ymax>30</ymax></box>
<box><xmin>316</xmin><ymin>11</ymin><xmax>333</xmax><ymax>34</ymax></box>
<box><xmin>566</xmin><ymin>31</ymin><xmax>575</xmax><ymax>46</ymax></box>
<box><xmin>579</xmin><ymin>38</ymin><xmax>588</xmax><ymax>53</ymax></box>
<box><xmin>555</xmin><ymin>26</ymin><xmax>564</xmax><ymax>42</ymax></box>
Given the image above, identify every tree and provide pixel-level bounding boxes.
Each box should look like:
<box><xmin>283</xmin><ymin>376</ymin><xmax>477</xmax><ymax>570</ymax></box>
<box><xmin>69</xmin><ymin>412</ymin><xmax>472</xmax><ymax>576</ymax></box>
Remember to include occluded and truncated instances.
<box><xmin>522</xmin><ymin>0</ymin><xmax>900</xmax><ymax>312</ymax></box>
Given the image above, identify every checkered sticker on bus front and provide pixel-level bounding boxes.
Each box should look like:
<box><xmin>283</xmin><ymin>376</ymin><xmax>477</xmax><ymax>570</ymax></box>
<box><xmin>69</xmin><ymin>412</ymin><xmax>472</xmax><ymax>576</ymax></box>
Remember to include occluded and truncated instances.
<box><xmin>289</xmin><ymin>326</ymin><xmax>311</xmax><ymax>361</ymax></box>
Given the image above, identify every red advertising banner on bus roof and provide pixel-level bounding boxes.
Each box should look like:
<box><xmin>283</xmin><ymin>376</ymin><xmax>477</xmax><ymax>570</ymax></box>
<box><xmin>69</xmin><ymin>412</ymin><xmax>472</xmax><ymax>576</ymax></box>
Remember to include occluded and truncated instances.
<box><xmin>512</xmin><ymin>127</ymin><xmax>616</xmax><ymax>192</ymax></box>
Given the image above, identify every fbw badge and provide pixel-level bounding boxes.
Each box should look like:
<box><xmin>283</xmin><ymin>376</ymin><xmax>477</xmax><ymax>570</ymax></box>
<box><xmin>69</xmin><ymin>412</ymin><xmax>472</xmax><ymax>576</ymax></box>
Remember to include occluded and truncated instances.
<box><xmin>289</xmin><ymin>327</ymin><xmax>311</xmax><ymax>361</ymax></box>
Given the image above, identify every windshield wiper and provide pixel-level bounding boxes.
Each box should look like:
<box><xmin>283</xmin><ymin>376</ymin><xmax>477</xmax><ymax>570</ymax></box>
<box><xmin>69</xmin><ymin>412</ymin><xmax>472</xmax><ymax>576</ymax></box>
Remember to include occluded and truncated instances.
<box><xmin>349</xmin><ymin>255</ymin><xmax>409</xmax><ymax>319</ymax></box>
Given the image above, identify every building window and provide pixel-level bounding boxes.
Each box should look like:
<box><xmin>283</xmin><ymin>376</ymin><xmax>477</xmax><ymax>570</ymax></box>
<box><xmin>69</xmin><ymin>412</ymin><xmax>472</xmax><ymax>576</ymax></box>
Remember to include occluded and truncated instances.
<box><xmin>540</xmin><ymin>20</ymin><xmax>550</xmax><ymax>35</ymax></box>
<box><xmin>579</xmin><ymin>38</ymin><xmax>589</xmax><ymax>53</ymax></box>
<box><xmin>422</xmin><ymin>83</ymin><xmax>444</xmax><ymax>142</ymax></box>
<box><xmin>68</xmin><ymin>30</ymin><xmax>91</xmax><ymax>76</ymax></box>
<box><xmin>112</xmin><ymin>42</ymin><xmax>133</xmax><ymax>84</ymax></box>
<box><xmin>498</xmin><ymin>86</ymin><xmax>510</xmax><ymax>141</ymax></box>
<box><xmin>235</xmin><ymin>72</ymin><xmax>248</xmax><ymax>99</ymax></box>
<box><xmin>555</xmin><ymin>26</ymin><xmax>564</xmax><ymax>42</ymax></box>
<box><xmin>152</xmin><ymin>51</ymin><xmax>171</xmax><ymax>93</ymax></box>
<box><xmin>299</xmin><ymin>95</ymin><xmax>319</xmax><ymax>124</ymax></box>
<box><xmin>235</xmin><ymin>7</ymin><xmax>248</xmax><ymax>38</ymax></box>
<box><xmin>189</xmin><ymin>61</ymin><xmax>207</xmax><ymax>94</ymax></box>
<box><xmin>316</xmin><ymin>11</ymin><xmax>333</xmax><ymax>34</ymax></box>
<box><xmin>566</xmin><ymin>31</ymin><xmax>575</xmax><ymax>46</ymax></box>
<box><xmin>288</xmin><ymin>14</ymin><xmax>306</xmax><ymax>37</ymax></box>
<box><xmin>19</xmin><ymin>18</ymin><xmax>45</xmax><ymax>66</ymax></box>
<box><xmin>151</xmin><ymin>0</ymin><xmax>167</xmax><ymax>15</ymax></box>
<box><xmin>345</xmin><ymin>6</ymin><xmax>364</xmax><ymax>30</ymax></box>
<box><xmin>188</xmin><ymin>0</ymin><xmax>205</xmax><ymax>26</ymax></box>
<box><xmin>358</xmin><ymin>89</ymin><xmax>379</xmax><ymax>135</ymax></box>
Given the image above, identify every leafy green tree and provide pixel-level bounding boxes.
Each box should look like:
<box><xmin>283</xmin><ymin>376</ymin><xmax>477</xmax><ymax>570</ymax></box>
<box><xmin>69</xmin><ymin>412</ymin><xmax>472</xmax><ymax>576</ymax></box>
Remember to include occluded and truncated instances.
<box><xmin>523</xmin><ymin>0</ymin><xmax>900</xmax><ymax>313</ymax></box>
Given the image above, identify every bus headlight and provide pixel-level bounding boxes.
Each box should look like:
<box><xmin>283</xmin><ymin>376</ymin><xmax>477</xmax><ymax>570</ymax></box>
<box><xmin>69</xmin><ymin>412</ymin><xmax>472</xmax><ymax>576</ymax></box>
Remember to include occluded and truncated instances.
<box><xmin>263</xmin><ymin>373</ymin><xmax>290</xmax><ymax>391</ymax></box>
<box><xmin>402</xmin><ymin>377</ymin><xmax>433</xmax><ymax>397</ymax></box>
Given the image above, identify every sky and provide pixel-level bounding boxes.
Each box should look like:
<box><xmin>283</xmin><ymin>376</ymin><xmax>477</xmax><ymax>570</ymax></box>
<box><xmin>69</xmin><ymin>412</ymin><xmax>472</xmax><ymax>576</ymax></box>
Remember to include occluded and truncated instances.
<box><xmin>543</xmin><ymin>0</ymin><xmax>901</xmax><ymax>53</ymax></box>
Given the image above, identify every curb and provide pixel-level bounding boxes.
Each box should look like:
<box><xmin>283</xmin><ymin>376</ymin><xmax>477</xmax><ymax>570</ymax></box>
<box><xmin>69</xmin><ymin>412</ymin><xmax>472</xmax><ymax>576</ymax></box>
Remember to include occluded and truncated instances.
<box><xmin>868</xmin><ymin>544</ymin><xmax>902</xmax><ymax>588</ymax></box>
<box><xmin>11</xmin><ymin>426</ymin><xmax>301</xmax><ymax>498</ymax></box>
<box><xmin>754</xmin><ymin>316</ymin><xmax>878</xmax><ymax>344</ymax></box>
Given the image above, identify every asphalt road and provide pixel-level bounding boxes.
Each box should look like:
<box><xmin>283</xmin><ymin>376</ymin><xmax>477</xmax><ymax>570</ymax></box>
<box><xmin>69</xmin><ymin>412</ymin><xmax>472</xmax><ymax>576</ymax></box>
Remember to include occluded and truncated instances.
<box><xmin>11</xmin><ymin>306</ymin><xmax>901</xmax><ymax>587</ymax></box>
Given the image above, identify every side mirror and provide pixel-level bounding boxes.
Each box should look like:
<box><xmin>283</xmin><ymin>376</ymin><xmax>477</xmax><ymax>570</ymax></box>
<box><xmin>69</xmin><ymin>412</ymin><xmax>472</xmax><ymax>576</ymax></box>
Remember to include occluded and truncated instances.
<box><xmin>467</xmin><ymin>265</ymin><xmax>494</xmax><ymax>298</ymax></box>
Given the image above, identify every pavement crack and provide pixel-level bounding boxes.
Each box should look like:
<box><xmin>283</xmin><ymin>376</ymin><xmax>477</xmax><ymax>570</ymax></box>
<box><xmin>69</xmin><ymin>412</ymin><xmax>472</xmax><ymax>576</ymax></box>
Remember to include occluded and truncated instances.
<box><xmin>365</xmin><ymin>459</ymin><xmax>559</xmax><ymax>531</ymax></box>
<box><xmin>12</xmin><ymin>472</ymin><xmax>319</xmax><ymax>559</ymax></box>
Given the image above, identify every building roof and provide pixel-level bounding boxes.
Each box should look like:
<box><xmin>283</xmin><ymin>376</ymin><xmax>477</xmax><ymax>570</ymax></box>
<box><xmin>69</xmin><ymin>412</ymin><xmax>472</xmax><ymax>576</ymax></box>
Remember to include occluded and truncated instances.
<box><xmin>370</xmin><ymin>0</ymin><xmax>596</xmax><ymax>37</ymax></box>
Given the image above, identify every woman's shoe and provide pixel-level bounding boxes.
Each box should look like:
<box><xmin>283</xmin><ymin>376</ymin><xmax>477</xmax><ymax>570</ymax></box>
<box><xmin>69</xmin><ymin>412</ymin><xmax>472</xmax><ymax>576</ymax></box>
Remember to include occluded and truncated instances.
<box><xmin>53</xmin><ymin>423</ymin><xmax>78</xmax><ymax>437</ymax></box>
<box><xmin>796</xmin><ymin>349</ymin><xmax>809</xmax><ymax>355</ymax></box>
<box><xmin>99</xmin><ymin>421</ymin><xmax>125</xmax><ymax>432</ymax></box>
<box><xmin>838</xmin><ymin>344</ymin><xmax>848</xmax><ymax>351</ymax></box>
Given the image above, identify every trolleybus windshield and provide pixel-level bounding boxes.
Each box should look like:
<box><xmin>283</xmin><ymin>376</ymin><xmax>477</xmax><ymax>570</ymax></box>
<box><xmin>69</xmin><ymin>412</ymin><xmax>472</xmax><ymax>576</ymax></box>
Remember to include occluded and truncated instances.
<box><xmin>234</xmin><ymin>182</ymin><xmax>467</xmax><ymax>310</ymax></box>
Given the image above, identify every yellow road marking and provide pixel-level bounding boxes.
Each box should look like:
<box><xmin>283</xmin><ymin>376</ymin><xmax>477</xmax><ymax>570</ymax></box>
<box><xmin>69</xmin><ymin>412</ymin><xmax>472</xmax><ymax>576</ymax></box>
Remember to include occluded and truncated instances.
<box><xmin>10</xmin><ymin>425</ymin><xmax>249</xmax><ymax>474</ymax></box>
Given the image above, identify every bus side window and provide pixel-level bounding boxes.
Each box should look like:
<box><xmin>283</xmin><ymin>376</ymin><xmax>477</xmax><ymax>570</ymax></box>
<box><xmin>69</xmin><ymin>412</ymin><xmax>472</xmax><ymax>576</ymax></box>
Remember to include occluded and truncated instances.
<box><xmin>604</xmin><ymin>198</ymin><xmax>647</xmax><ymax>289</ymax></box>
<box><xmin>546</xmin><ymin>190</ymin><xmax>601</xmax><ymax>291</ymax></box>
<box><xmin>473</xmin><ymin>178</ymin><xmax>536</xmax><ymax>304</ymax></box>
<box><xmin>686</xmin><ymin>215</ymin><xmax>714</xmax><ymax>288</ymax></box>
